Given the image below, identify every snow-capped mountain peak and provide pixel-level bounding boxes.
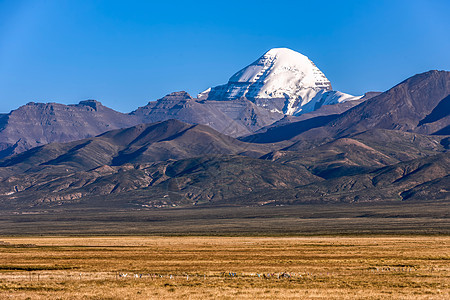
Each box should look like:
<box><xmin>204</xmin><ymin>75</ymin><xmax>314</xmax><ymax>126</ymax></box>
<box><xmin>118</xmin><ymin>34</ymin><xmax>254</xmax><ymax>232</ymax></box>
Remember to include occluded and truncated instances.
<box><xmin>229</xmin><ymin>47</ymin><xmax>331</xmax><ymax>91</ymax></box>
<box><xmin>201</xmin><ymin>48</ymin><xmax>361</xmax><ymax>115</ymax></box>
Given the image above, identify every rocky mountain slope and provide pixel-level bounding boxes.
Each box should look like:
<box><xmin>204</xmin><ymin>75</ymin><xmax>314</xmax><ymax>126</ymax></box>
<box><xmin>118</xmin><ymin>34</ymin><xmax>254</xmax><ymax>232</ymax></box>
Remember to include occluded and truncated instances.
<box><xmin>326</xmin><ymin>70</ymin><xmax>450</xmax><ymax>136</ymax></box>
<box><xmin>131</xmin><ymin>91</ymin><xmax>284</xmax><ymax>137</ymax></box>
<box><xmin>249</xmin><ymin>91</ymin><xmax>382</xmax><ymax>135</ymax></box>
<box><xmin>0</xmin><ymin>119</ymin><xmax>273</xmax><ymax>176</ymax></box>
<box><xmin>0</xmin><ymin>128</ymin><xmax>447</xmax><ymax>208</ymax></box>
<box><xmin>0</xmin><ymin>123</ymin><xmax>448</xmax><ymax>209</ymax></box>
<box><xmin>0</xmin><ymin>100</ymin><xmax>139</xmax><ymax>159</ymax></box>
<box><xmin>250</xmin><ymin>152</ymin><xmax>450</xmax><ymax>204</ymax></box>
<box><xmin>0</xmin><ymin>155</ymin><xmax>321</xmax><ymax>208</ymax></box>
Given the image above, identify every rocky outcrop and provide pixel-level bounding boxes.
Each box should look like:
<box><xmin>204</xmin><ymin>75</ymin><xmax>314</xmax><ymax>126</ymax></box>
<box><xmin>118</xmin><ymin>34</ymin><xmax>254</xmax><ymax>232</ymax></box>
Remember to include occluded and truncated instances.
<box><xmin>131</xmin><ymin>92</ymin><xmax>285</xmax><ymax>137</ymax></box>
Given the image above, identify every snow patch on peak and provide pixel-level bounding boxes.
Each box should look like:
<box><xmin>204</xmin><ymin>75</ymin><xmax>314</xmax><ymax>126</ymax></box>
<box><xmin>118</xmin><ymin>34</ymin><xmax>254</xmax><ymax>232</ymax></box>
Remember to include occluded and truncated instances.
<box><xmin>230</xmin><ymin>48</ymin><xmax>331</xmax><ymax>89</ymax></box>
<box><xmin>224</xmin><ymin>47</ymin><xmax>332</xmax><ymax>101</ymax></box>
<box><xmin>197</xmin><ymin>88</ymin><xmax>211</xmax><ymax>100</ymax></box>
<box><xmin>295</xmin><ymin>90</ymin><xmax>363</xmax><ymax>115</ymax></box>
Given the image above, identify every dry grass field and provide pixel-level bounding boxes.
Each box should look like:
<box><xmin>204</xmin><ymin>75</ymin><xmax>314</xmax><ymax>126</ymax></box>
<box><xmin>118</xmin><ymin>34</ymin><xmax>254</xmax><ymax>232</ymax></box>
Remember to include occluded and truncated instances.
<box><xmin>0</xmin><ymin>236</ymin><xmax>448</xmax><ymax>299</ymax></box>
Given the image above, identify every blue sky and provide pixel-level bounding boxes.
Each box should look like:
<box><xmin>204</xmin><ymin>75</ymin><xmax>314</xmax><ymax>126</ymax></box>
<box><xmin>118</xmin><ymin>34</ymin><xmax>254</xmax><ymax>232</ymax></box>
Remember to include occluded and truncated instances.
<box><xmin>0</xmin><ymin>0</ymin><xmax>449</xmax><ymax>113</ymax></box>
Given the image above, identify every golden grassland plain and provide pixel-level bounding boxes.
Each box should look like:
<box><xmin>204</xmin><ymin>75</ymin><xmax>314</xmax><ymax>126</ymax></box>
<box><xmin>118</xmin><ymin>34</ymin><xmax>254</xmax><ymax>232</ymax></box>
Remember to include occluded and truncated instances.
<box><xmin>0</xmin><ymin>236</ymin><xmax>448</xmax><ymax>299</ymax></box>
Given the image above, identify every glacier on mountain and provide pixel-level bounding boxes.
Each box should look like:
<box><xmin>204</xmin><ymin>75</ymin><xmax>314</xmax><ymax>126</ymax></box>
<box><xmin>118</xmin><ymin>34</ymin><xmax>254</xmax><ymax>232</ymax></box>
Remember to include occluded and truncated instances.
<box><xmin>200</xmin><ymin>48</ymin><xmax>361</xmax><ymax>115</ymax></box>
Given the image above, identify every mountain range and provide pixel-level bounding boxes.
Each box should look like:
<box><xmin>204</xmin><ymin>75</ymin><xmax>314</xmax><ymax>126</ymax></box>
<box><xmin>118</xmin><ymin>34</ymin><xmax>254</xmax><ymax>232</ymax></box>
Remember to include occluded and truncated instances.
<box><xmin>0</xmin><ymin>48</ymin><xmax>448</xmax><ymax>210</ymax></box>
<box><xmin>0</xmin><ymin>48</ymin><xmax>363</xmax><ymax>158</ymax></box>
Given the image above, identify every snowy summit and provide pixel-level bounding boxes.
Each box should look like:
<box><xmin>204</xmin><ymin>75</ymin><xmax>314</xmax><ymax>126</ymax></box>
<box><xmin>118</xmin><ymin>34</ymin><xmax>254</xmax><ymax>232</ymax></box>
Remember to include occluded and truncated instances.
<box><xmin>200</xmin><ymin>48</ymin><xmax>361</xmax><ymax>115</ymax></box>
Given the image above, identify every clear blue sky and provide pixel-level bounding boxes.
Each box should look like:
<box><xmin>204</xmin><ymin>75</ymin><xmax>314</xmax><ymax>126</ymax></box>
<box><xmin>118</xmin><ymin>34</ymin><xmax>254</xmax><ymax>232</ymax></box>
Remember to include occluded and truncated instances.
<box><xmin>1</xmin><ymin>0</ymin><xmax>449</xmax><ymax>113</ymax></box>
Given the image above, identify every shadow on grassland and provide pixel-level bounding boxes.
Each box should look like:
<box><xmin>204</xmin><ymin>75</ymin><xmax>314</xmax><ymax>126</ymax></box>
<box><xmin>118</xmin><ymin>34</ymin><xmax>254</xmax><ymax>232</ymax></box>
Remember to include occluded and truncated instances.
<box><xmin>0</xmin><ymin>200</ymin><xmax>449</xmax><ymax>236</ymax></box>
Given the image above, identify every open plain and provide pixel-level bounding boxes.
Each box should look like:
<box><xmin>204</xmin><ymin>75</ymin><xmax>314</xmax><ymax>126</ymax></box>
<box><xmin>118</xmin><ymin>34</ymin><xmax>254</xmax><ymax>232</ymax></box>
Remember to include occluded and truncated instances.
<box><xmin>0</xmin><ymin>235</ymin><xmax>448</xmax><ymax>299</ymax></box>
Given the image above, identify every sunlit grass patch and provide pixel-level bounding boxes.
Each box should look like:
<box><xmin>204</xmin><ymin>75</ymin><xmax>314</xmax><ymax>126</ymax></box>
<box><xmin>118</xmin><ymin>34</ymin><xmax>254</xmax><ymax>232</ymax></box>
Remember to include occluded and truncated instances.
<box><xmin>0</xmin><ymin>236</ymin><xmax>448</xmax><ymax>299</ymax></box>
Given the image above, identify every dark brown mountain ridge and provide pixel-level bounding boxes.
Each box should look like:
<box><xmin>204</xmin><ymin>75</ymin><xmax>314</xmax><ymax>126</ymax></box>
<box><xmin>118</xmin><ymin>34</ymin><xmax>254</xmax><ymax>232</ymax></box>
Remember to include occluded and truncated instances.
<box><xmin>243</xmin><ymin>70</ymin><xmax>450</xmax><ymax>144</ymax></box>
<box><xmin>0</xmin><ymin>125</ymin><xmax>447</xmax><ymax>208</ymax></box>
<box><xmin>0</xmin><ymin>119</ymin><xmax>274</xmax><ymax>177</ymax></box>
